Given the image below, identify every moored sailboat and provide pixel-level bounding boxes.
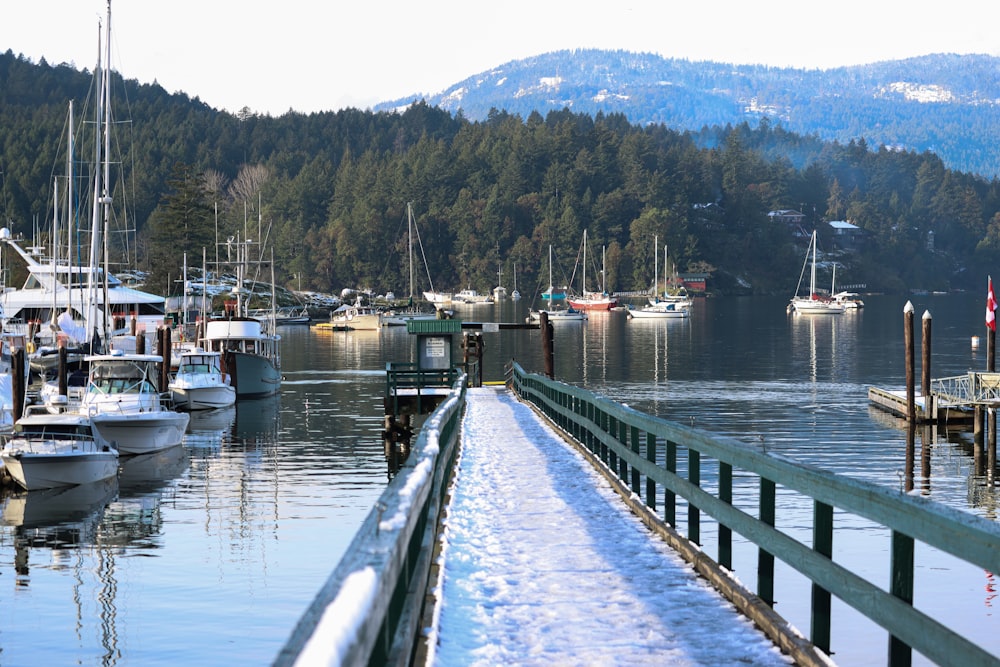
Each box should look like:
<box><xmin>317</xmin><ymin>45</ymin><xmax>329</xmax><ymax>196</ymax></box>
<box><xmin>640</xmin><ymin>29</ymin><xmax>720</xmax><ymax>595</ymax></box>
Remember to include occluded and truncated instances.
<box><xmin>788</xmin><ymin>230</ymin><xmax>845</xmax><ymax>315</ymax></box>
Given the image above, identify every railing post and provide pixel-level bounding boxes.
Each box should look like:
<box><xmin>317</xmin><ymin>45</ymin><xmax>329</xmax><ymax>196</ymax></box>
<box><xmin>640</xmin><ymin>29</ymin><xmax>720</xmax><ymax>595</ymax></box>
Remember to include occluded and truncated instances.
<box><xmin>665</xmin><ymin>439</ymin><xmax>676</xmax><ymax>526</ymax></box>
<box><xmin>630</xmin><ymin>425</ymin><xmax>641</xmax><ymax>495</ymax></box>
<box><xmin>758</xmin><ymin>478</ymin><xmax>776</xmax><ymax>606</ymax></box>
<box><xmin>688</xmin><ymin>448</ymin><xmax>700</xmax><ymax>546</ymax></box>
<box><xmin>812</xmin><ymin>501</ymin><xmax>834</xmax><ymax>655</ymax></box>
<box><xmin>889</xmin><ymin>530</ymin><xmax>915</xmax><ymax>667</ymax></box>
<box><xmin>608</xmin><ymin>415</ymin><xmax>620</xmax><ymax>472</ymax></box>
<box><xmin>645</xmin><ymin>432</ymin><xmax>656</xmax><ymax>511</ymax></box>
<box><xmin>719</xmin><ymin>461</ymin><xmax>732</xmax><ymax>569</ymax></box>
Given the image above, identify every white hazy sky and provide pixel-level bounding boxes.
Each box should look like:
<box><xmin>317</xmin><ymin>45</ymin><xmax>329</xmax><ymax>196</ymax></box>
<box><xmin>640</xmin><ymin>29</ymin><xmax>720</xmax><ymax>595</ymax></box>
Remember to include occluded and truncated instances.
<box><xmin>3</xmin><ymin>1</ymin><xmax>998</xmax><ymax>116</ymax></box>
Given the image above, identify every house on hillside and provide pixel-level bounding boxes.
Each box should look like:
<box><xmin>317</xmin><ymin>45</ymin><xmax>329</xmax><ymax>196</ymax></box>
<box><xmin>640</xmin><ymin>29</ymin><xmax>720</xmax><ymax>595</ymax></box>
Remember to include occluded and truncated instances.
<box><xmin>828</xmin><ymin>220</ymin><xmax>864</xmax><ymax>249</ymax></box>
<box><xmin>768</xmin><ymin>209</ymin><xmax>809</xmax><ymax>238</ymax></box>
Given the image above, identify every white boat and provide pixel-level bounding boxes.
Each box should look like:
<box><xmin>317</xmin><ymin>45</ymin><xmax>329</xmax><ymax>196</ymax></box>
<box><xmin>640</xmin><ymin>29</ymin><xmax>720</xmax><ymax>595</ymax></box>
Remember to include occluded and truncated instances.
<box><xmin>381</xmin><ymin>307</ymin><xmax>439</xmax><ymax>327</ymax></box>
<box><xmin>1</xmin><ymin>411</ymin><xmax>119</xmax><ymax>490</ymax></box>
<box><xmin>511</xmin><ymin>262</ymin><xmax>521</xmax><ymax>301</ymax></box>
<box><xmin>325</xmin><ymin>300</ymin><xmax>383</xmax><ymax>330</ymax></box>
<box><xmin>646</xmin><ymin>237</ymin><xmax>694</xmax><ymax>309</ymax></box>
<box><xmin>788</xmin><ymin>231</ymin><xmax>845</xmax><ymax>315</ymax></box>
<box><xmin>832</xmin><ymin>291</ymin><xmax>865</xmax><ymax>309</ymax></box>
<box><xmin>79</xmin><ymin>351</ymin><xmax>189</xmax><ymax>455</ymax></box>
<box><xmin>493</xmin><ymin>259</ymin><xmax>507</xmax><ymax>301</ymax></box>
<box><xmin>627</xmin><ymin>302</ymin><xmax>690</xmax><ymax>319</ymax></box>
<box><xmin>0</xmin><ymin>33</ymin><xmax>166</xmax><ymax>352</ymax></box>
<box><xmin>568</xmin><ymin>231</ymin><xmax>618</xmax><ymax>311</ymax></box>
<box><xmin>168</xmin><ymin>350</ymin><xmax>236</xmax><ymax>410</ymax></box>
<box><xmin>452</xmin><ymin>288</ymin><xmax>494</xmax><ymax>305</ymax></box>
<box><xmin>527</xmin><ymin>307</ymin><xmax>587</xmax><ymax>323</ymax></box>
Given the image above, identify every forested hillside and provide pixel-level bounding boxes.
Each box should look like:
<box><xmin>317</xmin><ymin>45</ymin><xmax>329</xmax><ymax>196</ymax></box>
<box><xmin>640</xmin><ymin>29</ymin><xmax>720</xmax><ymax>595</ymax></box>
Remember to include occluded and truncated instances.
<box><xmin>2</xmin><ymin>49</ymin><xmax>999</xmax><ymax>301</ymax></box>
<box><xmin>377</xmin><ymin>50</ymin><xmax>1000</xmax><ymax>179</ymax></box>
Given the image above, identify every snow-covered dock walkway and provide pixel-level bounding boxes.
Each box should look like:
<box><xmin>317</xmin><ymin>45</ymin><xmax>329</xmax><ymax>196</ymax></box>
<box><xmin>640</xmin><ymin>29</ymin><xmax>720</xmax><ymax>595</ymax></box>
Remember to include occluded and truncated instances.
<box><xmin>428</xmin><ymin>386</ymin><xmax>795</xmax><ymax>666</ymax></box>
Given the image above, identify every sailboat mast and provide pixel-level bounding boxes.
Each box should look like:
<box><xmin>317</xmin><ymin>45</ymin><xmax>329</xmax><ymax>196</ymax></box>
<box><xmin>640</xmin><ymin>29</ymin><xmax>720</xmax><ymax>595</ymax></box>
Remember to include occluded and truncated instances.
<box><xmin>99</xmin><ymin>0</ymin><xmax>114</xmax><ymax>346</ymax></box>
<box><xmin>810</xmin><ymin>231</ymin><xmax>818</xmax><ymax>298</ymax></box>
<box><xmin>407</xmin><ymin>202</ymin><xmax>415</xmax><ymax>301</ymax></box>
<box><xmin>653</xmin><ymin>234</ymin><xmax>658</xmax><ymax>297</ymax></box>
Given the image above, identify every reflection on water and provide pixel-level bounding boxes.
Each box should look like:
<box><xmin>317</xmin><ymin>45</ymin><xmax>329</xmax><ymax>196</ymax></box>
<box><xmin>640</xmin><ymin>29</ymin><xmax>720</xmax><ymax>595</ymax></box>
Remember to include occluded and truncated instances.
<box><xmin>0</xmin><ymin>295</ymin><xmax>997</xmax><ymax>665</ymax></box>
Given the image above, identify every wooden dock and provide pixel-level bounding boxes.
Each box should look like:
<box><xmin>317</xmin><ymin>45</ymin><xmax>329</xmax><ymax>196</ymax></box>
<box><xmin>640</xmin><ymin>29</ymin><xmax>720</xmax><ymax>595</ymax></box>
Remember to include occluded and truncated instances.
<box><xmin>867</xmin><ymin>386</ymin><xmax>974</xmax><ymax>424</ymax></box>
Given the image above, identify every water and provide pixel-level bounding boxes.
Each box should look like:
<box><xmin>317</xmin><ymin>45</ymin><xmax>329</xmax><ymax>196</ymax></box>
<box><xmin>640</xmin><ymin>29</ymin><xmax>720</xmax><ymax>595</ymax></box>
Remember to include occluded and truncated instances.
<box><xmin>0</xmin><ymin>294</ymin><xmax>996</xmax><ymax>665</ymax></box>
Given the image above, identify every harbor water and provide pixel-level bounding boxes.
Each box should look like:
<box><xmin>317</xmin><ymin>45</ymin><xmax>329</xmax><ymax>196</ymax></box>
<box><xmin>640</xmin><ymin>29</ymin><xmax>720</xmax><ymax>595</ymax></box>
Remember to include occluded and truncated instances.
<box><xmin>0</xmin><ymin>293</ymin><xmax>997</xmax><ymax>665</ymax></box>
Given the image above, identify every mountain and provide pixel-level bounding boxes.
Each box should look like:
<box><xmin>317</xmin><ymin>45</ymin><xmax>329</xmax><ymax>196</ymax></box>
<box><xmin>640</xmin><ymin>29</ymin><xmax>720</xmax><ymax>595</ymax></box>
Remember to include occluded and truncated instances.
<box><xmin>375</xmin><ymin>49</ymin><xmax>1000</xmax><ymax>178</ymax></box>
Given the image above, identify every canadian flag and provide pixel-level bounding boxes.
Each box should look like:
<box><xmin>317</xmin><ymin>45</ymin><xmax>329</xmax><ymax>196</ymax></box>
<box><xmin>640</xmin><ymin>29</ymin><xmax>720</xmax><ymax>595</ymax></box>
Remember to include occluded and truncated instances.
<box><xmin>988</xmin><ymin>277</ymin><xmax>998</xmax><ymax>332</ymax></box>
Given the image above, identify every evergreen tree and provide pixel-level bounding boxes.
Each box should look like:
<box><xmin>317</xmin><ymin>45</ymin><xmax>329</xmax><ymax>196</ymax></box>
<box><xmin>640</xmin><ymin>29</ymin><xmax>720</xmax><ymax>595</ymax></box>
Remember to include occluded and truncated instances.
<box><xmin>142</xmin><ymin>162</ymin><xmax>216</xmax><ymax>295</ymax></box>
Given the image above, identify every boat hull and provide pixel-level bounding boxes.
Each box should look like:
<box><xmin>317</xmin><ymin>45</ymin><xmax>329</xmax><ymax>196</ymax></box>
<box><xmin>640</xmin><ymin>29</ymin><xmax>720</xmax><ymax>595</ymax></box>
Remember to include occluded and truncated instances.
<box><xmin>170</xmin><ymin>385</ymin><xmax>236</xmax><ymax>410</ymax></box>
<box><xmin>224</xmin><ymin>351</ymin><xmax>282</xmax><ymax>398</ymax></box>
<box><xmin>2</xmin><ymin>450</ymin><xmax>119</xmax><ymax>490</ymax></box>
<box><xmin>568</xmin><ymin>296</ymin><xmax>618</xmax><ymax>311</ymax></box>
<box><xmin>90</xmin><ymin>412</ymin><xmax>189</xmax><ymax>456</ymax></box>
<box><xmin>627</xmin><ymin>304</ymin><xmax>690</xmax><ymax>319</ymax></box>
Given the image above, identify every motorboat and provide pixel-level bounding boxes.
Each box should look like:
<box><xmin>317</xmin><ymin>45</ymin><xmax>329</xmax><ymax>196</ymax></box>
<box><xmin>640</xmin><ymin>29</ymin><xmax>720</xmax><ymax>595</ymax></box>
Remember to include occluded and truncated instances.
<box><xmin>200</xmin><ymin>239</ymin><xmax>282</xmax><ymax>398</ymax></box>
<box><xmin>1</xmin><ymin>411</ymin><xmax>119</xmax><ymax>490</ymax></box>
<box><xmin>323</xmin><ymin>300</ymin><xmax>383</xmax><ymax>330</ymax></box>
<box><xmin>527</xmin><ymin>307</ymin><xmax>587</xmax><ymax>323</ymax></box>
<box><xmin>79</xmin><ymin>351</ymin><xmax>190</xmax><ymax>455</ymax></box>
<box><xmin>169</xmin><ymin>349</ymin><xmax>236</xmax><ymax>410</ymax></box>
<box><xmin>202</xmin><ymin>317</ymin><xmax>282</xmax><ymax>397</ymax></box>
<box><xmin>832</xmin><ymin>291</ymin><xmax>865</xmax><ymax>309</ymax></box>
<box><xmin>452</xmin><ymin>289</ymin><xmax>494</xmax><ymax>305</ymax></box>
<box><xmin>0</xmin><ymin>231</ymin><xmax>167</xmax><ymax>349</ymax></box>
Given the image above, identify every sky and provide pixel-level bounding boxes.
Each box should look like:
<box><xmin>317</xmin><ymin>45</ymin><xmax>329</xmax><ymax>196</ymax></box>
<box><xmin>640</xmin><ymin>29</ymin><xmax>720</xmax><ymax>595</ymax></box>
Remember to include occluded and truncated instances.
<box><xmin>2</xmin><ymin>1</ymin><xmax>998</xmax><ymax>116</ymax></box>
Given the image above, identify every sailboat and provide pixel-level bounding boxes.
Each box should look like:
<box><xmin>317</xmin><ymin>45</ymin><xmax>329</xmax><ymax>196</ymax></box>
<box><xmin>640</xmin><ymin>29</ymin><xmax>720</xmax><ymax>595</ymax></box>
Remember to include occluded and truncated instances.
<box><xmin>568</xmin><ymin>230</ymin><xmax>617</xmax><ymax>311</ymax></box>
<box><xmin>540</xmin><ymin>245</ymin><xmax>567</xmax><ymax>302</ymax></box>
<box><xmin>493</xmin><ymin>258</ymin><xmax>507</xmax><ymax>301</ymax></box>
<box><xmin>511</xmin><ymin>262</ymin><xmax>521</xmax><ymax>301</ymax></box>
<box><xmin>383</xmin><ymin>203</ymin><xmax>440</xmax><ymax>325</ymax></box>
<box><xmin>788</xmin><ymin>230</ymin><xmax>845</xmax><ymax>314</ymax></box>
<box><xmin>530</xmin><ymin>246</ymin><xmax>586</xmax><ymax>322</ymax></box>
<box><xmin>628</xmin><ymin>237</ymin><xmax>690</xmax><ymax>319</ymax></box>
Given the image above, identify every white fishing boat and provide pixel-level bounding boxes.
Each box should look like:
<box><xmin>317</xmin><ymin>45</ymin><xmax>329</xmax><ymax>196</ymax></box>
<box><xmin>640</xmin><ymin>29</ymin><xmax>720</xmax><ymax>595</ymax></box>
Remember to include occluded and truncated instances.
<box><xmin>79</xmin><ymin>351</ymin><xmax>189</xmax><ymax>455</ymax></box>
<box><xmin>1</xmin><ymin>411</ymin><xmax>119</xmax><ymax>490</ymax></box>
<box><xmin>788</xmin><ymin>230</ymin><xmax>845</xmax><ymax>315</ymax></box>
<box><xmin>168</xmin><ymin>350</ymin><xmax>236</xmax><ymax>410</ymax></box>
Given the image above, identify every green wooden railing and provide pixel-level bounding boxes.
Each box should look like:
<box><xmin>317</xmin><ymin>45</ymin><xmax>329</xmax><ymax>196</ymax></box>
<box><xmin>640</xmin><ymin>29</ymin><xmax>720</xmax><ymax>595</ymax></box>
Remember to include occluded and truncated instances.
<box><xmin>510</xmin><ymin>362</ymin><xmax>1000</xmax><ymax>667</ymax></box>
<box><xmin>274</xmin><ymin>373</ymin><xmax>467</xmax><ymax>667</ymax></box>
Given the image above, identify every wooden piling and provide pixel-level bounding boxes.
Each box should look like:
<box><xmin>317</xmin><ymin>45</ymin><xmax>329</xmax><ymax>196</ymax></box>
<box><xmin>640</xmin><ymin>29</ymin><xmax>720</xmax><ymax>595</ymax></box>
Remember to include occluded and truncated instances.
<box><xmin>58</xmin><ymin>345</ymin><xmax>68</xmax><ymax>397</ymax></box>
<box><xmin>904</xmin><ymin>302</ymin><xmax>915</xmax><ymax>423</ymax></box>
<box><xmin>921</xmin><ymin>311</ymin><xmax>931</xmax><ymax>397</ymax></box>
<box><xmin>541</xmin><ymin>312</ymin><xmax>554</xmax><ymax>379</ymax></box>
<box><xmin>12</xmin><ymin>348</ymin><xmax>25</xmax><ymax>423</ymax></box>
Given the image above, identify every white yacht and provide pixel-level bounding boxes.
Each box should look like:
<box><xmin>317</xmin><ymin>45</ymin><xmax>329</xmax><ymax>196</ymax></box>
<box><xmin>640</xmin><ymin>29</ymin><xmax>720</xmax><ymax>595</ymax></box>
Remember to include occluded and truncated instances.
<box><xmin>0</xmin><ymin>230</ymin><xmax>167</xmax><ymax>347</ymax></box>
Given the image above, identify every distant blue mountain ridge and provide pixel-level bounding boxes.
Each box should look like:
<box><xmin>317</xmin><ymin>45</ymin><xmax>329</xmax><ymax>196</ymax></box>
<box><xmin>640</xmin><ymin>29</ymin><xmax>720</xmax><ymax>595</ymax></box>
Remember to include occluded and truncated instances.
<box><xmin>374</xmin><ymin>49</ymin><xmax>1000</xmax><ymax>178</ymax></box>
